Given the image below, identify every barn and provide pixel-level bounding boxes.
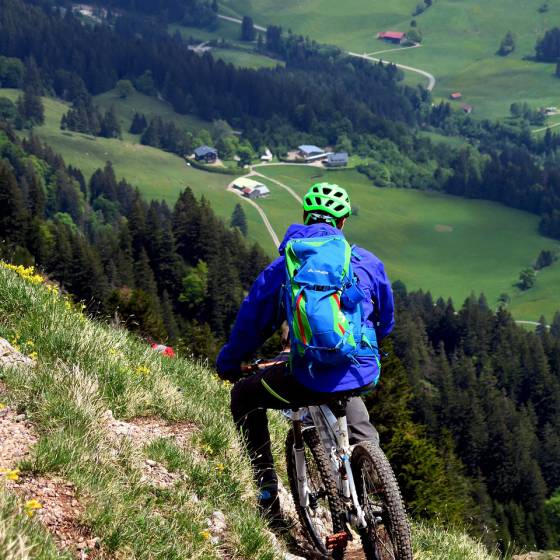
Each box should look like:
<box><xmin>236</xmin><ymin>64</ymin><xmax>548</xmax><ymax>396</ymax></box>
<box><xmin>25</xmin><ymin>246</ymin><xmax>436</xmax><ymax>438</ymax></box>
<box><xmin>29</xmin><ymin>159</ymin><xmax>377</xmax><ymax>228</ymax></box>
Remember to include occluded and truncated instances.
<box><xmin>377</xmin><ymin>31</ymin><xmax>406</xmax><ymax>44</ymax></box>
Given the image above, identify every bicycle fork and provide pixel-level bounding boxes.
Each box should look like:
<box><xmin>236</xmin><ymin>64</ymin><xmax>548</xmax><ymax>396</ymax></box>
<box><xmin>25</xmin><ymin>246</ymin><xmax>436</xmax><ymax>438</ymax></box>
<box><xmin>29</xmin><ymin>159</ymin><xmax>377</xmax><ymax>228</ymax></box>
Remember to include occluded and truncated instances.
<box><xmin>292</xmin><ymin>411</ymin><xmax>311</xmax><ymax>508</ymax></box>
<box><xmin>335</xmin><ymin>415</ymin><xmax>367</xmax><ymax>529</ymax></box>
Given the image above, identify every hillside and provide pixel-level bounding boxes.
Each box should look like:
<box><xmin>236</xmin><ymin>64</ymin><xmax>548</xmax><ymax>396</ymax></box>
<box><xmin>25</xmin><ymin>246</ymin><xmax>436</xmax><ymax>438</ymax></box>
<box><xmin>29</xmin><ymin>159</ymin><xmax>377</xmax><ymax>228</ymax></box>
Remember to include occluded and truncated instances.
<box><xmin>254</xmin><ymin>165</ymin><xmax>560</xmax><ymax>322</ymax></box>
<box><xmin>219</xmin><ymin>0</ymin><xmax>560</xmax><ymax>120</ymax></box>
<box><xmin>4</xmin><ymin>82</ymin><xmax>559</xmax><ymax>320</ymax></box>
<box><xmin>0</xmin><ymin>263</ymin><xmax>500</xmax><ymax>559</ymax></box>
<box><xmin>0</xmin><ymin>87</ymin><xmax>276</xmax><ymax>255</ymax></box>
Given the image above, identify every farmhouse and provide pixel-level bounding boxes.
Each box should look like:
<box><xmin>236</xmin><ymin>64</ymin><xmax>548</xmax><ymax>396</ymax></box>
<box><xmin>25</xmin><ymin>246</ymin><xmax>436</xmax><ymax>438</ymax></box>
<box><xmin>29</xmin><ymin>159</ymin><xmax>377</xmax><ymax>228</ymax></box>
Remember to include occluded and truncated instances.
<box><xmin>325</xmin><ymin>152</ymin><xmax>349</xmax><ymax>167</ymax></box>
<box><xmin>298</xmin><ymin>145</ymin><xmax>328</xmax><ymax>162</ymax></box>
<box><xmin>450</xmin><ymin>92</ymin><xmax>462</xmax><ymax>100</ymax></box>
<box><xmin>194</xmin><ymin>145</ymin><xmax>218</xmax><ymax>163</ymax></box>
<box><xmin>260</xmin><ymin>148</ymin><xmax>273</xmax><ymax>162</ymax></box>
<box><xmin>377</xmin><ymin>31</ymin><xmax>406</xmax><ymax>44</ymax></box>
<box><xmin>233</xmin><ymin>177</ymin><xmax>270</xmax><ymax>199</ymax></box>
<box><xmin>461</xmin><ymin>104</ymin><xmax>473</xmax><ymax>114</ymax></box>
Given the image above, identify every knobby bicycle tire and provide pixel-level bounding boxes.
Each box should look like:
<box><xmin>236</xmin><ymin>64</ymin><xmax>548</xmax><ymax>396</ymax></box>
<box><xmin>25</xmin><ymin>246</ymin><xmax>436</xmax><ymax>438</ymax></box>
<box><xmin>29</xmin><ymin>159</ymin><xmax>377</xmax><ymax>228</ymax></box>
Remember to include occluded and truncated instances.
<box><xmin>350</xmin><ymin>442</ymin><xmax>413</xmax><ymax>560</ymax></box>
<box><xmin>286</xmin><ymin>426</ymin><xmax>346</xmax><ymax>559</ymax></box>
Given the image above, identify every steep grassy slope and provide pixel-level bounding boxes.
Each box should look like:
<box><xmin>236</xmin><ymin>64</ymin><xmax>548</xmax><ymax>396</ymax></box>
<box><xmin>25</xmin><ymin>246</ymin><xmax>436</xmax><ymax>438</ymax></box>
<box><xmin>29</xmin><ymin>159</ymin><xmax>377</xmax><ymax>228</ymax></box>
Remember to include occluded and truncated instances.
<box><xmin>220</xmin><ymin>0</ymin><xmax>560</xmax><ymax>120</ymax></box>
<box><xmin>0</xmin><ymin>264</ymin><xmax>500</xmax><ymax>560</ymax></box>
<box><xmin>256</xmin><ymin>165</ymin><xmax>560</xmax><ymax>321</ymax></box>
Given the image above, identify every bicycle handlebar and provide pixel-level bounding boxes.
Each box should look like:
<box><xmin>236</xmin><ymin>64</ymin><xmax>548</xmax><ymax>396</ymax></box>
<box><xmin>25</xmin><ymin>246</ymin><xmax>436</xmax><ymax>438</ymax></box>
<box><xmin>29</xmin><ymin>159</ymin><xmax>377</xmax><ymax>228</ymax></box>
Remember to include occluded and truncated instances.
<box><xmin>240</xmin><ymin>359</ymin><xmax>287</xmax><ymax>375</ymax></box>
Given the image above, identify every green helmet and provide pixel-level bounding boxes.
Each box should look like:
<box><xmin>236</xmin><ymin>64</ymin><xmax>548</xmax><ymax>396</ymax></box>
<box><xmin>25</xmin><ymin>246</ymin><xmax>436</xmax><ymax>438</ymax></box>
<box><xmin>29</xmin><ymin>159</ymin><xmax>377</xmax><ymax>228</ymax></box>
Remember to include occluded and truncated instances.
<box><xmin>303</xmin><ymin>183</ymin><xmax>352</xmax><ymax>224</ymax></box>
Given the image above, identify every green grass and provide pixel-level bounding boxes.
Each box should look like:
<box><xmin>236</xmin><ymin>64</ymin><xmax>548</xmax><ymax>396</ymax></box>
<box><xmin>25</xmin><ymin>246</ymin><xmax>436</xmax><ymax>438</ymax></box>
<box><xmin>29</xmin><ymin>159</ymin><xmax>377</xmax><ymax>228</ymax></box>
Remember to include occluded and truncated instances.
<box><xmin>255</xmin><ymin>165</ymin><xmax>560</xmax><ymax>321</ymax></box>
<box><xmin>94</xmin><ymin>88</ymin><xmax>209</xmax><ymax>137</ymax></box>
<box><xmin>170</xmin><ymin>20</ymin><xmax>284</xmax><ymax>69</ymax></box>
<box><xmin>211</xmin><ymin>48</ymin><xmax>284</xmax><ymax>69</ymax></box>
<box><xmin>171</xmin><ymin>18</ymin><xmax>246</xmax><ymax>44</ymax></box>
<box><xmin>220</xmin><ymin>0</ymin><xmax>560</xmax><ymax>120</ymax></box>
<box><xmin>0</xmin><ymin>263</ymin><xmax>503</xmax><ymax>560</ymax></box>
<box><xmin>0</xmin><ymin>488</ymin><xmax>70</xmax><ymax>560</ymax></box>
<box><xmin>0</xmin><ymin>263</ymin><xmax>278</xmax><ymax>560</ymax></box>
<box><xmin>0</xmin><ymin>88</ymin><xmax>274</xmax><ymax>254</ymax></box>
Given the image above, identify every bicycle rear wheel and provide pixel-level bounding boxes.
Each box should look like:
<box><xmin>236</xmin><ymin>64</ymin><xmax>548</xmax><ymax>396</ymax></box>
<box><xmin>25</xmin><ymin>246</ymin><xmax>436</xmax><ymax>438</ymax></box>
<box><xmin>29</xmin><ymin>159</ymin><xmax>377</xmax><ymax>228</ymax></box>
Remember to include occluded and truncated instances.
<box><xmin>286</xmin><ymin>426</ymin><xmax>346</xmax><ymax>558</ymax></box>
<box><xmin>350</xmin><ymin>442</ymin><xmax>413</xmax><ymax>560</ymax></box>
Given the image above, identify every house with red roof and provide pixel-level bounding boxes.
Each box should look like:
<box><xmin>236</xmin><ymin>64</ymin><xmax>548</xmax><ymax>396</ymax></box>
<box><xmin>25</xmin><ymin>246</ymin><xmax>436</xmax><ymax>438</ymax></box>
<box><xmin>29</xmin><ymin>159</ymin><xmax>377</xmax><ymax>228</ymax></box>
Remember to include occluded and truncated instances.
<box><xmin>377</xmin><ymin>31</ymin><xmax>406</xmax><ymax>44</ymax></box>
<box><xmin>450</xmin><ymin>92</ymin><xmax>462</xmax><ymax>100</ymax></box>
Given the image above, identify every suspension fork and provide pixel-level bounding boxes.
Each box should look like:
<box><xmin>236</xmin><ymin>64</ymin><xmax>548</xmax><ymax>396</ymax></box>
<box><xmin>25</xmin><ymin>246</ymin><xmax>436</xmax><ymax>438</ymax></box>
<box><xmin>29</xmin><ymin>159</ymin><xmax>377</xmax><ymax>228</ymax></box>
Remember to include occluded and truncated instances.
<box><xmin>291</xmin><ymin>410</ymin><xmax>311</xmax><ymax>508</ymax></box>
<box><xmin>336</xmin><ymin>415</ymin><xmax>367</xmax><ymax>529</ymax></box>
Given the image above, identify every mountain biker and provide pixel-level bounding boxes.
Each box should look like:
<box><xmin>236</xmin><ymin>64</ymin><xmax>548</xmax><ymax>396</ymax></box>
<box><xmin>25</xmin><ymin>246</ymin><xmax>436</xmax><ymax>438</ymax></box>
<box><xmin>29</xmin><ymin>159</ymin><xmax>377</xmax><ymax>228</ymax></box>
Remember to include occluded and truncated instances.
<box><xmin>216</xmin><ymin>183</ymin><xmax>394</xmax><ymax>525</ymax></box>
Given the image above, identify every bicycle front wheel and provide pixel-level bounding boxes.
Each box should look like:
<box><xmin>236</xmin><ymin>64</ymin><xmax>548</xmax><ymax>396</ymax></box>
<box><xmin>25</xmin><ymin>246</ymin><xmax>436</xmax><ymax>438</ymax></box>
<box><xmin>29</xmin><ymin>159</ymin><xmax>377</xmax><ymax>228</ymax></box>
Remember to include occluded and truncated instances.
<box><xmin>351</xmin><ymin>442</ymin><xmax>413</xmax><ymax>560</ymax></box>
<box><xmin>286</xmin><ymin>426</ymin><xmax>346</xmax><ymax>558</ymax></box>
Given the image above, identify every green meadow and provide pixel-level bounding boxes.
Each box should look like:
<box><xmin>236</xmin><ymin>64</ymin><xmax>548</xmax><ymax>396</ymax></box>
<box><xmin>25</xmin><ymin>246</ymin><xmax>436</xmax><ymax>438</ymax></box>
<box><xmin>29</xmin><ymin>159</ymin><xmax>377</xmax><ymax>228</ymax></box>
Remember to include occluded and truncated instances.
<box><xmin>170</xmin><ymin>20</ymin><xmax>283</xmax><ymax>70</ymax></box>
<box><xmin>255</xmin><ymin>165</ymin><xmax>560</xmax><ymax>321</ymax></box>
<box><xmin>220</xmin><ymin>0</ymin><xmax>560</xmax><ymax>120</ymax></box>
<box><xmin>211</xmin><ymin>48</ymin><xmax>283</xmax><ymax>69</ymax></box>
<box><xmin>2</xmin><ymin>88</ymin><xmax>558</xmax><ymax>320</ymax></box>
<box><xmin>0</xmin><ymin>89</ymin><xmax>274</xmax><ymax>254</ymax></box>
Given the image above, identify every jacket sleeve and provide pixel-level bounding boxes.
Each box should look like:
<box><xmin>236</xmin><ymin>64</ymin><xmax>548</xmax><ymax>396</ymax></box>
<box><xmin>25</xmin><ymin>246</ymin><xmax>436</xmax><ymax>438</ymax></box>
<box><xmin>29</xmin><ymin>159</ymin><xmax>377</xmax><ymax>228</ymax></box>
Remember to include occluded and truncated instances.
<box><xmin>216</xmin><ymin>257</ymin><xmax>284</xmax><ymax>375</ymax></box>
<box><xmin>372</xmin><ymin>261</ymin><xmax>395</xmax><ymax>341</ymax></box>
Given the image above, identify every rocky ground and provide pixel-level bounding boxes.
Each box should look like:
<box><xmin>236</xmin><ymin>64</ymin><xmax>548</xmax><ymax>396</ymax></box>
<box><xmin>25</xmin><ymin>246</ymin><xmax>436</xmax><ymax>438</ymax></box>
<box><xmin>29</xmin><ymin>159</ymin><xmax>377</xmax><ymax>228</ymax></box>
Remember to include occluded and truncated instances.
<box><xmin>1</xmin><ymin>338</ymin><xmax>310</xmax><ymax>559</ymax></box>
<box><xmin>513</xmin><ymin>553</ymin><xmax>560</xmax><ymax>560</ymax></box>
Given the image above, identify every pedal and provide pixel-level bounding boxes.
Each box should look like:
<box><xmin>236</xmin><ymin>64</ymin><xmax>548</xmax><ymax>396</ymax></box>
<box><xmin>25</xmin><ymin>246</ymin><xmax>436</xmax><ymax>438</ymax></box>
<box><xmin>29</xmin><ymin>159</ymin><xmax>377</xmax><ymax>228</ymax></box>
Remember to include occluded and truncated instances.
<box><xmin>326</xmin><ymin>531</ymin><xmax>349</xmax><ymax>550</ymax></box>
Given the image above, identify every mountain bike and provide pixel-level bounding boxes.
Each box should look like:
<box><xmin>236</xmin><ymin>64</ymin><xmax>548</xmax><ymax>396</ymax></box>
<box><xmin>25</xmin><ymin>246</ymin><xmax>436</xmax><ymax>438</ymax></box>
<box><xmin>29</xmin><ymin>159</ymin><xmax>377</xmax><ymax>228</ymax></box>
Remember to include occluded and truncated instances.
<box><xmin>244</xmin><ymin>361</ymin><xmax>413</xmax><ymax>559</ymax></box>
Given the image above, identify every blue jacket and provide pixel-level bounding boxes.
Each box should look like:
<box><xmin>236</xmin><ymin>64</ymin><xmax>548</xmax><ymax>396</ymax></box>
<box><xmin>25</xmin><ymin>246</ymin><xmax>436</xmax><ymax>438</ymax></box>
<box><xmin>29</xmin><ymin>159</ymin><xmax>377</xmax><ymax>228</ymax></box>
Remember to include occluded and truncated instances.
<box><xmin>216</xmin><ymin>223</ymin><xmax>395</xmax><ymax>392</ymax></box>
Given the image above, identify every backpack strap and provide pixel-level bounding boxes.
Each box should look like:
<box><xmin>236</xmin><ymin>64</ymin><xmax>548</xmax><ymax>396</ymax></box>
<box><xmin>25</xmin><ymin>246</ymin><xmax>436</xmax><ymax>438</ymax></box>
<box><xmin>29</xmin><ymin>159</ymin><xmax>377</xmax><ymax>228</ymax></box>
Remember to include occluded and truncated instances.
<box><xmin>351</xmin><ymin>245</ymin><xmax>362</xmax><ymax>261</ymax></box>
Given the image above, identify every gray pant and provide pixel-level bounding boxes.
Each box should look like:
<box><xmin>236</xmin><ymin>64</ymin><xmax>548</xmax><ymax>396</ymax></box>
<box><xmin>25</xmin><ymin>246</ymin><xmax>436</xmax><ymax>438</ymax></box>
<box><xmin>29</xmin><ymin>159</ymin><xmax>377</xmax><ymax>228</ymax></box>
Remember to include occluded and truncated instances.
<box><xmin>230</xmin><ymin>361</ymin><xmax>378</xmax><ymax>489</ymax></box>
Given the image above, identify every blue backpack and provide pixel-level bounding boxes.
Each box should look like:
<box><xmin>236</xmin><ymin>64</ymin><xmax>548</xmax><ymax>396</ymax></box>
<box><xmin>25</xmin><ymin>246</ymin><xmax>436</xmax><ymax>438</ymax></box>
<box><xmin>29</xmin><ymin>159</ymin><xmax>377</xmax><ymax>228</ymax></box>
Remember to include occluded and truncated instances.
<box><xmin>283</xmin><ymin>234</ymin><xmax>376</xmax><ymax>368</ymax></box>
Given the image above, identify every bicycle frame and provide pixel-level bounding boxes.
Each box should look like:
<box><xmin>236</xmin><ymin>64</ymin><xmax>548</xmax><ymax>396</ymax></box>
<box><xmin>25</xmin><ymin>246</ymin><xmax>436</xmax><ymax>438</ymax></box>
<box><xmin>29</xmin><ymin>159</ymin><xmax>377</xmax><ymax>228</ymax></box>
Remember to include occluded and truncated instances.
<box><xmin>287</xmin><ymin>404</ymin><xmax>368</xmax><ymax>530</ymax></box>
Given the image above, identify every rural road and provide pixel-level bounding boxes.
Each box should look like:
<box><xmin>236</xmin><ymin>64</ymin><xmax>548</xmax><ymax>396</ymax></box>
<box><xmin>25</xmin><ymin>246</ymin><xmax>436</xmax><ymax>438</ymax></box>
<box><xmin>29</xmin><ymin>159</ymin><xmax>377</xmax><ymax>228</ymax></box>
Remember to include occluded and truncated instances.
<box><xmin>515</xmin><ymin>320</ymin><xmax>549</xmax><ymax>328</ymax></box>
<box><xmin>227</xmin><ymin>175</ymin><xmax>280</xmax><ymax>247</ymax></box>
<box><xmin>251</xmin><ymin>168</ymin><xmax>302</xmax><ymax>203</ymax></box>
<box><xmin>348</xmin><ymin>51</ymin><xmax>436</xmax><ymax>91</ymax></box>
<box><xmin>533</xmin><ymin>121</ymin><xmax>560</xmax><ymax>134</ymax></box>
<box><xmin>218</xmin><ymin>14</ymin><xmax>267</xmax><ymax>32</ymax></box>
<box><xmin>217</xmin><ymin>13</ymin><xmax>436</xmax><ymax>92</ymax></box>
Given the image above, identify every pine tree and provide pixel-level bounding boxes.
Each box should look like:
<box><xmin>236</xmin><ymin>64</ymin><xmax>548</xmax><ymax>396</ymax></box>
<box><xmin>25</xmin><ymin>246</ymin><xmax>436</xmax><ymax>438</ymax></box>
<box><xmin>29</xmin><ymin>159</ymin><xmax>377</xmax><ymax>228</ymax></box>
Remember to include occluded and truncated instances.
<box><xmin>241</xmin><ymin>16</ymin><xmax>256</xmax><ymax>41</ymax></box>
<box><xmin>130</xmin><ymin>112</ymin><xmax>148</xmax><ymax>134</ymax></box>
<box><xmin>230</xmin><ymin>203</ymin><xmax>248</xmax><ymax>236</ymax></box>
<box><xmin>17</xmin><ymin>87</ymin><xmax>44</xmax><ymax>126</ymax></box>
<box><xmin>100</xmin><ymin>107</ymin><xmax>121</xmax><ymax>138</ymax></box>
<box><xmin>0</xmin><ymin>162</ymin><xmax>28</xmax><ymax>245</ymax></box>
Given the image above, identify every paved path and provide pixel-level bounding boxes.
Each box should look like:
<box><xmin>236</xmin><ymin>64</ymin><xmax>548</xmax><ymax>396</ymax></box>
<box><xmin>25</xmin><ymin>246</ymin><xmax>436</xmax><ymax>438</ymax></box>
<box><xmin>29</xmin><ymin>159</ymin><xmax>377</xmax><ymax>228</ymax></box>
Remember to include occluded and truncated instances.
<box><xmin>218</xmin><ymin>14</ymin><xmax>267</xmax><ymax>32</ymax></box>
<box><xmin>227</xmin><ymin>176</ymin><xmax>280</xmax><ymax>247</ymax></box>
<box><xmin>366</xmin><ymin>43</ymin><xmax>422</xmax><ymax>57</ymax></box>
<box><xmin>348</xmin><ymin>51</ymin><xmax>436</xmax><ymax>91</ymax></box>
<box><xmin>217</xmin><ymin>12</ymin><xmax>436</xmax><ymax>91</ymax></box>
<box><xmin>251</xmin><ymin>169</ymin><xmax>302</xmax><ymax>203</ymax></box>
<box><xmin>533</xmin><ymin>122</ymin><xmax>560</xmax><ymax>134</ymax></box>
<box><xmin>515</xmin><ymin>320</ymin><xmax>550</xmax><ymax>328</ymax></box>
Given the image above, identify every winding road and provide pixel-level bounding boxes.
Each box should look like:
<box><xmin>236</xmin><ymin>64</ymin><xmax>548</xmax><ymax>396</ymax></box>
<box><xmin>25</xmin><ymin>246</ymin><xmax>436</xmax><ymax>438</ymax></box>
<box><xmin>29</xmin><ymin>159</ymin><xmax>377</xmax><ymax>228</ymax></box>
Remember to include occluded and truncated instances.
<box><xmin>217</xmin><ymin>14</ymin><xmax>437</xmax><ymax>91</ymax></box>
<box><xmin>348</xmin><ymin>51</ymin><xmax>436</xmax><ymax>91</ymax></box>
<box><xmin>227</xmin><ymin>172</ymin><xmax>280</xmax><ymax>247</ymax></box>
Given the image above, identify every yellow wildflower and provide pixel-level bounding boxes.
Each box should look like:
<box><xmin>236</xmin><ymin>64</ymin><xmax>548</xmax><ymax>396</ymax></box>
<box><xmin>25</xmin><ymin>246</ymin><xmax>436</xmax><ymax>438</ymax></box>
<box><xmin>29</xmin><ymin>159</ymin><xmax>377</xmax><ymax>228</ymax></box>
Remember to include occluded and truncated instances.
<box><xmin>25</xmin><ymin>340</ymin><xmax>34</xmax><ymax>347</ymax></box>
<box><xmin>135</xmin><ymin>365</ymin><xmax>150</xmax><ymax>376</ymax></box>
<box><xmin>215</xmin><ymin>463</ymin><xmax>225</xmax><ymax>474</ymax></box>
<box><xmin>0</xmin><ymin>262</ymin><xmax>44</xmax><ymax>284</ymax></box>
<box><xmin>24</xmin><ymin>499</ymin><xmax>42</xmax><ymax>517</ymax></box>
<box><xmin>0</xmin><ymin>403</ymin><xmax>5</xmax><ymax>410</ymax></box>
<box><xmin>199</xmin><ymin>530</ymin><xmax>211</xmax><ymax>540</ymax></box>
<box><xmin>29</xmin><ymin>352</ymin><xmax>38</xmax><ymax>361</ymax></box>
<box><xmin>4</xmin><ymin>469</ymin><xmax>20</xmax><ymax>481</ymax></box>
